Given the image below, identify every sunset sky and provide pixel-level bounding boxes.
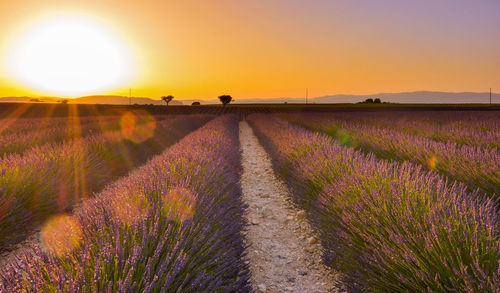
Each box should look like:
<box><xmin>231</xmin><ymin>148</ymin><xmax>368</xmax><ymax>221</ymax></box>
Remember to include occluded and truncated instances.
<box><xmin>0</xmin><ymin>0</ymin><xmax>499</xmax><ymax>100</ymax></box>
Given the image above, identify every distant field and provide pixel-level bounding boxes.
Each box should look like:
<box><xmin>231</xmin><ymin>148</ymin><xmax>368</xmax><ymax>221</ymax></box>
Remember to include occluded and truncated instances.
<box><xmin>0</xmin><ymin>102</ymin><xmax>498</xmax><ymax>118</ymax></box>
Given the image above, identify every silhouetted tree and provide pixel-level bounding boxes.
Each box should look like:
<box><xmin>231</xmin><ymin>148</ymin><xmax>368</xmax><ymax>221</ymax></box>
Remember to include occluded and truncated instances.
<box><xmin>191</xmin><ymin>101</ymin><xmax>201</xmax><ymax>106</ymax></box>
<box><xmin>162</xmin><ymin>95</ymin><xmax>174</xmax><ymax>106</ymax></box>
<box><xmin>218</xmin><ymin>95</ymin><xmax>232</xmax><ymax>107</ymax></box>
<box><xmin>365</xmin><ymin>98</ymin><xmax>374</xmax><ymax>103</ymax></box>
<box><xmin>60</xmin><ymin>99</ymin><xmax>68</xmax><ymax>104</ymax></box>
<box><xmin>374</xmin><ymin>98</ymin><xmax>381</xmax><ymax>103</ymax></box>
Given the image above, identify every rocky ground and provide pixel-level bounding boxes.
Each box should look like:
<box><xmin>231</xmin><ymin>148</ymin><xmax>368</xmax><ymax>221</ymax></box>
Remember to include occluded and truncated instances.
<box><xmin>239</xmin><ymin>121</ymin><xmax>344</xmax><ymax>293</ymax></box>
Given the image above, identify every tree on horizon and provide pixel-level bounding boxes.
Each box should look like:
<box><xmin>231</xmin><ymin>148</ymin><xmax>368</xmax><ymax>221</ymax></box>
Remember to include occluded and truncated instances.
<box><xmin>162</xmin><ymin>95</ymin><xmax>174</xmax><ymax>106</ymax></box>
<box><xmin>218</xmin><ymin>95</ymin><xmax>232</xmax><ymax>107</ymax></box>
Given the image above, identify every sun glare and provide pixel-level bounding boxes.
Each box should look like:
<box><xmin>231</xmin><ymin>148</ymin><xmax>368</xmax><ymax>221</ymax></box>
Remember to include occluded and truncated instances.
<box><xmin>5</xmin><ymin>14</ymin><xmax>135</xmax><ymax>97</ymax></box>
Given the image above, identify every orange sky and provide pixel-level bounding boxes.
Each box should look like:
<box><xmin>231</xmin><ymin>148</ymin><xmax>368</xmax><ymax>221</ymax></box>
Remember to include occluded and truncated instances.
<box><xmin>0</xmin><ymin>0</ymin><xmax>499</xmax><ymax>100</ymax></box>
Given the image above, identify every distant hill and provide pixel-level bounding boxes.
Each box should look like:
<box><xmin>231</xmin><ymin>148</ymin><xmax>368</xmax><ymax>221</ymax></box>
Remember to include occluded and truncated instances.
<box><xmin>72</xmin><ymin>96</ymin><xmax>183</xmax><ymax>105</ymax></box>
<box><xmin>0</xmin><ymin>95</ymin><xmax>183</xmax><ymax>105</ymax></box>
<box><xmin>0</xmin><ymin>96</ymin><xmax>31</xmax><ymax>102</ymax></box>
<box><xmin>311</xmin><ymin>91</ymin><xmax>499</xmax><ymax>104</ymax></box>
<box><xmin>0</xmin><ymin>96</ymin><xmax>61</xmax><ymax>103</ymax></box>
<box><xmin>200</xmin><ymin>91</ymin><xmax>498</xmax><ymax>104</ymax></box>
<box><xmin>180</xmin><ymin>97</ymin><xmax>306</xmax><ymax>105</ymax></box>
<box><xmin>180</xmin><ymin>91</ymin><xmax>499</xmax><ymax>104</ymax></box>
<box><xmin>1</xmin><ymin>91</ymin><xmax>498</xmax><ymax>105</ymax></box>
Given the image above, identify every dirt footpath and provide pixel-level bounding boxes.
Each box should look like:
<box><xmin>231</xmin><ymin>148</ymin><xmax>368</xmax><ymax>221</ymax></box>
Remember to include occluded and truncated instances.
<box><xmin>239</xmin><ymin>121</ymin><xmax>344</xmax><ymax>293</ymax></box>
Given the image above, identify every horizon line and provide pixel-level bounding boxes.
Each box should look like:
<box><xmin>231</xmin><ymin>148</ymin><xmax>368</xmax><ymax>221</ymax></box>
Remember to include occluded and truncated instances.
<box><xmin>1</xmin><ymin>89</ymin><xmax>499</xmax><ymax>101</ymax></box>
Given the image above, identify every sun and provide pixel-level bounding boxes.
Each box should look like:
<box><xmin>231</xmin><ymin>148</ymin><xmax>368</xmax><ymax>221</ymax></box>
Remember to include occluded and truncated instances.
<box><xmin>5</xmin><ymin>14</ymin><xmax>136</xmax><ymax>97</ymax></box>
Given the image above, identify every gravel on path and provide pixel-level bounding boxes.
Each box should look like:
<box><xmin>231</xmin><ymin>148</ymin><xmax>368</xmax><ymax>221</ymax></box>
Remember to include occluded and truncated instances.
<box><xmin>239</xmin><ymin>121</ymin><xmax>344</xmax><ymax>293</ymax></box>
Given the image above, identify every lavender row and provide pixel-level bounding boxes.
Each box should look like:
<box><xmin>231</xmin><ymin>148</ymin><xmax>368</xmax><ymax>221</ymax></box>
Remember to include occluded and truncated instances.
<box><xmin>0</xmin><ymin>113</ymin><xmax>174</xmax><ymax>136</ymax></box>
<box><xmin>0</xmin><ymin>115</ymin><xmax>250</xmax><ymax>292</ymax></box>
<box><xmin>0</xmin><ymin>116</ymin><xmax>75</xmax><ymax>136</ymax></box>
<box><xmin>0</xmin><ymin>114</ymin><xmax>213</xmax><ymax>252</ymax></box>
<box><xmin>278</xmin><ymin>114</ymin><xmax>500</xmax><ymax>197</ymax></box>
<box><xmin>248</xmin><ymin>114</ymin><xmax>499</xmax><ymax>292</ymax></box>
<box><xmin>0</xmin><ymin>116</ymin><xmax>119</xmax><ymax>156</ymax></box>
<box><xmin>0</xmin><ymin>113</ymin><xmax>178</xmax><ymax>157</ymax></box>
<box><xmin>302</xmin><ymin>111</ymin><xmax>500</xmax><ymax>150</ymax></box>
<box><xmin>0</xmin><ymin>115</ymin><xmax>118</xmax><ymax>137</ymax></box>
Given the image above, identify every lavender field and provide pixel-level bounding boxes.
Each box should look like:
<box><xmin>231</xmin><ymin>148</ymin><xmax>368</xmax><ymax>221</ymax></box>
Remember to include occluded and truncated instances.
<box><xmin>0</xmin><ymin>109</ymin><xmax>498</xmax><ymax>292</ymax></box>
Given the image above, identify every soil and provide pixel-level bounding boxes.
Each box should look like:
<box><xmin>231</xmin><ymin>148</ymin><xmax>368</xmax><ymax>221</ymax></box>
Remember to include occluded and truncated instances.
<box><xmin>239</xmin><ymin>121</ymin><xmax>344</xmax><ymax>293</ymax></box>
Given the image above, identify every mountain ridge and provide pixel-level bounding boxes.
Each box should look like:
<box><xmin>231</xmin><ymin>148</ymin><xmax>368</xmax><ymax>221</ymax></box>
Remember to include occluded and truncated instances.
<box><xmin>0</xmin><ymin>91</ymin><xmax>498</xmax><ymax>105</ymax></box>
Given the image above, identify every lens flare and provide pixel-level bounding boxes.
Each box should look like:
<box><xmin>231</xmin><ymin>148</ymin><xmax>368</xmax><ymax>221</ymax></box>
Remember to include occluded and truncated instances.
<box><xmin>120</xmin><ymin>110</ymin><xmax>156</xmax><ymax>143</ymax></box>
<box><xmin>0</xmin><ymin>194</ymin><xmax>12</xmax><ymax>222</ymax></box>
<box><xmin>57</xmin><ymin>183</ymin><xmax>69</xmax><ymax>212</ymax></box>
<box><xmin>427</xmin><ymin>155</ymin><xmax>438</xmax><ymax>170</ymax></box>
<box><xmin>162</xmin><ymin>187</ymin><xmax>196</xmax><ymax>222</ymax></box>
<box><xmin>337</xmin><ymin>130</ymin><xmax>357</xmax><ymax>147</ymax></box>
<box><xmin>41</xmin><ymin>214</ymin><xmax>82</xmax><ymax>257</ymax></box>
